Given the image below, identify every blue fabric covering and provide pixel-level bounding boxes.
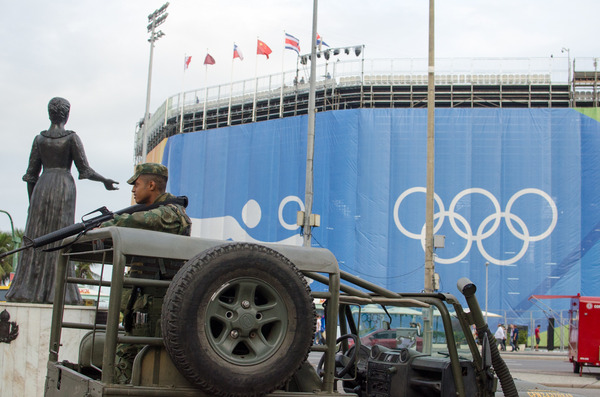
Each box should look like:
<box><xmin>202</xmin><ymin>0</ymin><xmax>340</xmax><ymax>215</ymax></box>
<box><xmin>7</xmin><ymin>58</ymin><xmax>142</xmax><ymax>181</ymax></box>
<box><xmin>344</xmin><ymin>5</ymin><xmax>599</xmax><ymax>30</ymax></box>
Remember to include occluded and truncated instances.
<box><xmin>162</xmin><ymin>108</ymin><xmax>600</xmax><ymax>321</ymax></box>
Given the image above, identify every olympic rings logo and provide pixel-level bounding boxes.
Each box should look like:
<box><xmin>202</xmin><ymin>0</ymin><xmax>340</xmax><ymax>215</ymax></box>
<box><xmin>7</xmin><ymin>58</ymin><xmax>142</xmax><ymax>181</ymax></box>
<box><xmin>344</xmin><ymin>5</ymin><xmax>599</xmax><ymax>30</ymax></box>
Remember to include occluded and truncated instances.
<box><xmin>393</xmin><ymin>187</ymin><xmax>558</xmax><ymax>266</ymax></box>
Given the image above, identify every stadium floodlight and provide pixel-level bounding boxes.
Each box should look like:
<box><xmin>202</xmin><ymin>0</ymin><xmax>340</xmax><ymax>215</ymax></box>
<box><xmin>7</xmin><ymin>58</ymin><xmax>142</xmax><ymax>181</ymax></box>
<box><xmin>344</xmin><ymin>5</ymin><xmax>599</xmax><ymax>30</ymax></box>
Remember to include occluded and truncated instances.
<box><xmin>354</xmin><ymin>46</ymin><xmax>362</xmax><ymax>57</ymax></box>
<box><xmin>344</xmin><ymin>48</ymin><xmax>350</xmax><ymax>55</ymax></box>
<box><xmin>141</xmin><ymin>2</ymin><xmax>169</xmax><ymax>161</ymax></box>
<box><xmin>148</xmin><ymin>2</ymin><xmax>169</xmax><ymax>22</ymax></box>
<box><xmin>561</xmin><ymin>47</ymin><xmax>572</xmax><ymax>85</ymax></box>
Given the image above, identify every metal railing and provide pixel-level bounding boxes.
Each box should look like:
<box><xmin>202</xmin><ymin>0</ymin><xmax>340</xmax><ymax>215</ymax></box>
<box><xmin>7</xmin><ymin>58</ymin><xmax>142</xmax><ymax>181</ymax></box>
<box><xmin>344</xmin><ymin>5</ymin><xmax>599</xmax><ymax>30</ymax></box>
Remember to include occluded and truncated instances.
<box><xmin>135</xmin><ymin>56</ymin><xmax>574</xmax><ymax>160</ymax></box>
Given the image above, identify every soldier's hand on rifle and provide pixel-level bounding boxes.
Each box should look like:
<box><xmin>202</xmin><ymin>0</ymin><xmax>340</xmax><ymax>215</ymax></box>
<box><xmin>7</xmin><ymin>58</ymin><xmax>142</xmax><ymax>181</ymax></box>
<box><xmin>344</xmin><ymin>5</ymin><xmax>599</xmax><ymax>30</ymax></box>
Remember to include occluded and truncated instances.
<box><xmin>104</xmin><ymin>179</ymin><xmax>119</xmax><ymax>191</ymax></box>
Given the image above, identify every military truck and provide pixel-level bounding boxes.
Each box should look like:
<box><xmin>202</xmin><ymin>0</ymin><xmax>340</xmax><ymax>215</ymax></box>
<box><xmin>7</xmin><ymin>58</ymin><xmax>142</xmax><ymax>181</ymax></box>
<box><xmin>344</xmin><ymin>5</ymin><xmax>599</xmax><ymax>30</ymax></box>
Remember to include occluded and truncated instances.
<box><xmin>43</xmin><ymin>226</ymin><xmax>552</xmax><ymax>396</ymax></box>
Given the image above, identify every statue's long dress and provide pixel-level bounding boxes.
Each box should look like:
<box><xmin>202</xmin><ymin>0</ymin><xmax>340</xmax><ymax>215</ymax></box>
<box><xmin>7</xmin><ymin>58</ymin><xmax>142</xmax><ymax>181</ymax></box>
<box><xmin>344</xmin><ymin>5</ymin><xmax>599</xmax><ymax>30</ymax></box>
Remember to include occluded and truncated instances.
<box><xmin>7</xmin><ymin>129</ymin><xmax>96</xmax><ymax>304</ymax></box>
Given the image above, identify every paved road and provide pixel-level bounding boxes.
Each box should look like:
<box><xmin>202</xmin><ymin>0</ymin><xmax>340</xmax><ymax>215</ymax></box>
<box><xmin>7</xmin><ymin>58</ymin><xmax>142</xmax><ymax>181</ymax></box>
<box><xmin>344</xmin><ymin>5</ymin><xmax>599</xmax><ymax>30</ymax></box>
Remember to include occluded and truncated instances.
<box><xmin>504</xmin><ymin>351</ymin><xmax>600</xmax><ymax>396</ymax></box>
<box><xmin>308</xmin><ymin>350</ymin><xmax>600</xmax><ymax>395</ymax></box>
<box><xmin>551</xmin><ymin>387</ymin><xmax>599</xmax><ymax>397</ymax></box>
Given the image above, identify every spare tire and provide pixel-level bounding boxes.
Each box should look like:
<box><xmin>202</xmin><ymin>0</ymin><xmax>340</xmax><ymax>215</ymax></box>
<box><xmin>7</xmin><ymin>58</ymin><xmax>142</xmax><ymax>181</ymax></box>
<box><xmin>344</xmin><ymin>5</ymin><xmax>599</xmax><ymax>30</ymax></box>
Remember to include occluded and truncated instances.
<box><xmin>161</xmin><ymin>242</ymin><xmax>315</xmax><ymax>397</ymax></box>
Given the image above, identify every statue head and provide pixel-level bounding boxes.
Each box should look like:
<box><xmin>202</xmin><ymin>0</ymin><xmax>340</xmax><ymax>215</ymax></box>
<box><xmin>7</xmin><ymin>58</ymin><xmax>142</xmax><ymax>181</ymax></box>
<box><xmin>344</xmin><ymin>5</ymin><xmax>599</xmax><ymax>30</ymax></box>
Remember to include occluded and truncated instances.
<box><xmin>48</xmin><ymin>97</ymin><xmax>71</xmax><ymax>124</ymax></box>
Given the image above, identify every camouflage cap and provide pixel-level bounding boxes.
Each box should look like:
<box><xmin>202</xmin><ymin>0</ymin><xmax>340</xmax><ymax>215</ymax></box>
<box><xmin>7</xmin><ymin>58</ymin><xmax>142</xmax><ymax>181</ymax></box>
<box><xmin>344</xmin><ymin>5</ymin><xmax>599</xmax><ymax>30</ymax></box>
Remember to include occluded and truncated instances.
<box><xmin>127</xmin><ymin>163</ymin><xmax>168</xmax><ymax>184</ymax></box>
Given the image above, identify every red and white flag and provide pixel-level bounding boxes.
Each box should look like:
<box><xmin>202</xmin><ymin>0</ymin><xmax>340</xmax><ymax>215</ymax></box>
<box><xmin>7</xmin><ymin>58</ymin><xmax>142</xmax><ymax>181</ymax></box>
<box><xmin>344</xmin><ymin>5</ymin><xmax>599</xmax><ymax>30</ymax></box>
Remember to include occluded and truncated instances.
<box><xmin>285</xmin><ymin>33</ymin><xmax>300</xmax><ymax>54</ymax></box>
<box><xmin>184</xmin><ymin>55</ymin><xmax>192</xmax><ymax>70</ymax></box>
<box><xmin>233</xmin><ymin>44</ymin><xmax>244</xmax><ymax>60</ymax></box>
<box><xmin>316</xmin><ymin>33</ymin><xmax>329</xmax><ymax>48</ymax></box>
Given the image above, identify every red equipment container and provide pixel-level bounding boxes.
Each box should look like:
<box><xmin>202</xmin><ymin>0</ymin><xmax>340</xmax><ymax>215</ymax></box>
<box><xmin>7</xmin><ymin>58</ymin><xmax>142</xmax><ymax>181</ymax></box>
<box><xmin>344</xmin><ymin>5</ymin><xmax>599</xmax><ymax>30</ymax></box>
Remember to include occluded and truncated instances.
<box><xmin>568</xmin><ymin>295</ymin><xmax>600</xmax><ymax>374</ymax></box>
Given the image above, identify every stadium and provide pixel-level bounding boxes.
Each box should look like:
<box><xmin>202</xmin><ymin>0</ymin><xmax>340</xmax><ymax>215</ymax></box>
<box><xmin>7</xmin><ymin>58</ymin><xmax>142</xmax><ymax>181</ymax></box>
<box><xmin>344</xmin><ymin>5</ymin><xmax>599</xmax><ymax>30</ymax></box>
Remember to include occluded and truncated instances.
<box><xmin>135</xmin><ymin>54</ymin><xmax>600</xmax><ymax>340</ymax></box>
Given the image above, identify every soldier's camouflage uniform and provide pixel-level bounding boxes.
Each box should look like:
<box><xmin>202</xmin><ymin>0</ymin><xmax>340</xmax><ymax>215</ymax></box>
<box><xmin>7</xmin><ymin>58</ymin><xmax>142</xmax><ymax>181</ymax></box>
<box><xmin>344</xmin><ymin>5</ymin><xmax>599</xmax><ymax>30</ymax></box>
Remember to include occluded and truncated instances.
<box><xmin>101</xmin><ymin>190</ymin><xmax>192</xmax><ymax>383</ymax></box>
<box><xmin>102</xmin><ymin>192</ymin><xmax>191</xmax><ymax>235</ymax></box>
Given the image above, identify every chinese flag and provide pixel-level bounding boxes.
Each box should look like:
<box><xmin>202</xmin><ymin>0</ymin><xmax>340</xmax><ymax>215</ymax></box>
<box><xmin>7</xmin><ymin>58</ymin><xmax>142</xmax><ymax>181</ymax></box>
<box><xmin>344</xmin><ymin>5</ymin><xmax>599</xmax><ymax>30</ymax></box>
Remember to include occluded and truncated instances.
<box><xmin>204</xmin><ymin>53</ymin><xmax>216</xmax><ymax>65</ymax></box>
<box><xmin>257</xmin><ymin>39</ymin><xmax>272</xmax><ymax>59</ymax></box>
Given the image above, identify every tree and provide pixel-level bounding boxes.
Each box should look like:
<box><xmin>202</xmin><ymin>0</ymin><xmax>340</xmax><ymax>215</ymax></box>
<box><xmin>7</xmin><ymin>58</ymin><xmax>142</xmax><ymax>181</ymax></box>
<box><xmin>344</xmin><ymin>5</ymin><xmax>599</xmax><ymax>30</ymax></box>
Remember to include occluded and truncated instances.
<box><xmin>75</xmin><ymin>262</ymin><xmax>95</xmax><ymax>280</ymax></box>
<box><xmin>0</xmin><ymin>230</ymin><xmax>22</xmax><ymax>285</ymax></box>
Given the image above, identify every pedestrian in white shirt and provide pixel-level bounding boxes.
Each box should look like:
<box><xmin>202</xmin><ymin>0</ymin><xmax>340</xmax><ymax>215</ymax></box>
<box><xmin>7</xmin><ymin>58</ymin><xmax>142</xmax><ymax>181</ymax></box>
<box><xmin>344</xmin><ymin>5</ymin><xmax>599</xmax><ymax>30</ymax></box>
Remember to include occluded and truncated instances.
<box><xmin>494</xmin><ymin>323</ymin><xmax>506</xmax><ymax>351</ymax></box>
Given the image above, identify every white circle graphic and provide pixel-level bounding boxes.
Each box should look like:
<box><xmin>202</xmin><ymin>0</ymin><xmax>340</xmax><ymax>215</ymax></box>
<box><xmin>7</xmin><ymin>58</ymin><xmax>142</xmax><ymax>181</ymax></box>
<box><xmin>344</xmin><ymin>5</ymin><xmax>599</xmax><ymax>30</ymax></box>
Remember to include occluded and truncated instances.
<box><xmin>241</xmin><ymin>199</ymin><xmax>261</xmax><ymax>229</ymax></box>
<box><xmin>393</xmin><ymin>187</ymin><xmax>445</xmax><ymax>239</ymax></box>
<box><xmin>278</xmin><ymin>196</ymin><xmax>305</xmax><ymax>230</ymax></box>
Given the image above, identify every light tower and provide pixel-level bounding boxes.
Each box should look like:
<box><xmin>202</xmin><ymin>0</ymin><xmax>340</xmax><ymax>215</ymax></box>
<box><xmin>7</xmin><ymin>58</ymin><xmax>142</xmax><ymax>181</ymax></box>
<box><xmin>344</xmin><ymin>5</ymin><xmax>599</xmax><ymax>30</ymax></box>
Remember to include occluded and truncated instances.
<box><xmin>141</xmin><ymin>2</ymin><xmax>169</xmax><ymax>161</ymax></box>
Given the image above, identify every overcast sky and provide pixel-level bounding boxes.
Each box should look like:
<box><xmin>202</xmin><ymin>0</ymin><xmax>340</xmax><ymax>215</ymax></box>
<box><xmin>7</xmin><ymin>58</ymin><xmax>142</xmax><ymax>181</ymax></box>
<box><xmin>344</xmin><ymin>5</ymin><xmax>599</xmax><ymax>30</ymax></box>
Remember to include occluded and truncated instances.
<box><xmin>1</xmin><ymin>0</ymin><xmax>599</xmax><ymax>233</ymax></box>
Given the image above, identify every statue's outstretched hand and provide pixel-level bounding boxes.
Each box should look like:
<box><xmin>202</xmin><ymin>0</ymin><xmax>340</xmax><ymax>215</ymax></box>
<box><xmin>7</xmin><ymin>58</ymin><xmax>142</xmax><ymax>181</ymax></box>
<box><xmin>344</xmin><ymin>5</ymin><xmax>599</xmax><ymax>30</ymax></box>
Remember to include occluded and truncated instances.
<box><xmin>104</xmin><ymin>179</ymin><xmax>119</xmax><ymax>190</ymax></box>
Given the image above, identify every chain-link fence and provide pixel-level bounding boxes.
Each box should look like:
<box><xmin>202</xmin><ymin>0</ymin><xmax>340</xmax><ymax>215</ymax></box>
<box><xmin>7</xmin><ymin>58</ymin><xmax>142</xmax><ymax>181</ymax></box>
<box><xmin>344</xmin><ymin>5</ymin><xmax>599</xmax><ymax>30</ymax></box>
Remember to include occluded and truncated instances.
<box><xmin>488</xmin><ymin>309</ymin><xmax>571</xmax><ymax>351</ymax></box>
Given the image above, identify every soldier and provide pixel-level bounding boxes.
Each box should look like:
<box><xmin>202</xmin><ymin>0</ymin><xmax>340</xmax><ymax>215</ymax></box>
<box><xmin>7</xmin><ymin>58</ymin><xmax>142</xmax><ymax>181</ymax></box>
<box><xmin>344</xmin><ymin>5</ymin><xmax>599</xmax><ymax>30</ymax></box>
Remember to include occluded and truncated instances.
<box><xmin>101</xmin><ymin>162</ymin><xmax>190</xmax><ymax>234</ymax></box>
<box><xmin>101</xmin><ymin>162</ymin><xmax>191</xmax><ymax>383</ymax></box>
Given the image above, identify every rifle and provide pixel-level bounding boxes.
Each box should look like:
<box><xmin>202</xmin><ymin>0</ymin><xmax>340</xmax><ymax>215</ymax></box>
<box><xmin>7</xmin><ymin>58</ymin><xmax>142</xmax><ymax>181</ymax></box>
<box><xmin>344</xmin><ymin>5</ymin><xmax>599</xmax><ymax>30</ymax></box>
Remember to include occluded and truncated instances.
<box><xmin>0</xmin><ymin>196</ymin><xmax>188</xmax><ymax>259</ymax></box>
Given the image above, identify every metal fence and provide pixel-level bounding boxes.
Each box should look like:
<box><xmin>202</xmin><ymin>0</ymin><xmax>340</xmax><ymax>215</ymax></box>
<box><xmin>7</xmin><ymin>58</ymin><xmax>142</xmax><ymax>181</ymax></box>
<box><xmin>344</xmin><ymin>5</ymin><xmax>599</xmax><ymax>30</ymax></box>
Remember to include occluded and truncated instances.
<box><xmin>134</xmin><ymin>56</ymin><xmax>572</xmax><ymax>160</ymax></box>
<box><xmin>489</xmin><ymin>310</ymin><xmax>571</xmax><ymax>351</ymax></box>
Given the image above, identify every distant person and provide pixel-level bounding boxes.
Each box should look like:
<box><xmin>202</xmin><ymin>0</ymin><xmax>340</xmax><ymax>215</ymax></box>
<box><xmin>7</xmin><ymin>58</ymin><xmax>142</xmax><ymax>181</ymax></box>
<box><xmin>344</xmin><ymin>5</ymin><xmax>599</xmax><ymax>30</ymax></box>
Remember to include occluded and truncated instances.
<box><xmin>7</xmin><ymin>97</ymin><xmax>118</xmax><ymax>304</ymax></box>
<box><xmin>319</xmin><ymin>313</ymin><xmax>326</xmax><ymax>343</ymax></box>
<box><xmin>315</xmin><ymin>315</ymin><xmax>323</xmax><ymax>345</ymax></box>
<box><xmin>510</xmin><ymin>324</ymin><xmax>519</xmax><ymax>352</ymax></box>
<box><xmin>494</xmin><ymin>323</ymin><xmax>506</xmax><ymax>351</ymax></box>
<box><xmin>535</xmin><ymin>324</ymin><xmax>541</xmax><ymax>351</ymax></box>
<box><xmin>471</xmin><ymin>324</ymin><xmax>479</xmax><ymax>345</ymax></box>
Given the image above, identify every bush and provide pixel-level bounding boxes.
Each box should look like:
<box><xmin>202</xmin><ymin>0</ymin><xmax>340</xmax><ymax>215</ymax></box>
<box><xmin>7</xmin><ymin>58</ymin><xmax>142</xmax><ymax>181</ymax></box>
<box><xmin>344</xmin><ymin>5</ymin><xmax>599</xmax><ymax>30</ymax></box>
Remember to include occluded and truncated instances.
<box><xmin>517</xmin><ymin>327</ymin><xmax>528</xmax><ymax>346</ymax></box>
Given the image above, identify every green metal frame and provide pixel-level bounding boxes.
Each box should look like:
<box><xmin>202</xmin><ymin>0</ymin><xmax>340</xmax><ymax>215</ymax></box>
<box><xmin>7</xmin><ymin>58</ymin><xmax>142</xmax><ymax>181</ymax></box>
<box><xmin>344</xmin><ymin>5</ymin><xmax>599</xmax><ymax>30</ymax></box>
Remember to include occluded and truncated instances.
<box><xmin>46</xmin><ymin>227</ymin><xmax>488</xmax><ymax>396</ymax></box>
<box><xmin>47</xmin><ymin>227</ymin><xmax>343</xmax><ymax>396</ymax></box>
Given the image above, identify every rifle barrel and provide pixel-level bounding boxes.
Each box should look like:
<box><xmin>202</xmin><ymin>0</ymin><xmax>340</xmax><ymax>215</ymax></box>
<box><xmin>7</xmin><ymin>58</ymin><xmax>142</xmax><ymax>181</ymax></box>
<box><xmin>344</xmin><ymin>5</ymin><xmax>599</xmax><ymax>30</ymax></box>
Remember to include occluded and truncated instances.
<box><xmin>0</xmin><ymin>196</ymin><xmax>187</xmax><ymax>260</ymax></box>
<box><xmin>0</xmin><ymin>244</ymin><xmax>31</xmax><ymax>259</ymax></box>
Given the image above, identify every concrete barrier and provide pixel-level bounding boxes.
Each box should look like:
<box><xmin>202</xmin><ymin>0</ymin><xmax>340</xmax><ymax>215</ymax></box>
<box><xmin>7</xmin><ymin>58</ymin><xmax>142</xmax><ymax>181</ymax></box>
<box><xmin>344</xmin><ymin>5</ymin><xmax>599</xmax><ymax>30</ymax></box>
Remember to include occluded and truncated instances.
<box><xmin>0</xmin><ymin>302</ymin><xmax>95</xmax><ymax>397</ymax></box>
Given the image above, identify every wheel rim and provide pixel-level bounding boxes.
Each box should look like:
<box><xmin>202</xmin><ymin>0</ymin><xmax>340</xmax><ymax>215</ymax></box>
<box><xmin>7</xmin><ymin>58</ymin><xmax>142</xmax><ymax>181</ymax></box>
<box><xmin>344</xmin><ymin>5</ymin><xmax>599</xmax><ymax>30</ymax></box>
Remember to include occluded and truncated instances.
<box><xmin>203</xmin><ymin>277</ymin><xmax>289</xmax><ymax>365</ymax></box>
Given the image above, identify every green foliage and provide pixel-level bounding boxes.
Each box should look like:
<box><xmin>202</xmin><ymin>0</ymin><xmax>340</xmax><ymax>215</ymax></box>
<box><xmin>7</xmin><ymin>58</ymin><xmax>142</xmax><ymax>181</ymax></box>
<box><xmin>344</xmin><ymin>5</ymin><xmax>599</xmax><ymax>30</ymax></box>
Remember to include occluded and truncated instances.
<box><xmin>75</xmin><ymin>262</ymin><xmax>95</xmax><ymax>280</ymax></box>
<box><xmin>0</xmin><ymin>229</ymin><xmax>24</xmax><ymax>285</ymax></box>
<box><xmin>0</xmin><ymin>232</ymin><xmax>12</xmax><ymax>283</ymax></box>
<box><xmin>517</xmin><ymin>328</ymin><xmax>528</xmax><ymax>345</ymax></box>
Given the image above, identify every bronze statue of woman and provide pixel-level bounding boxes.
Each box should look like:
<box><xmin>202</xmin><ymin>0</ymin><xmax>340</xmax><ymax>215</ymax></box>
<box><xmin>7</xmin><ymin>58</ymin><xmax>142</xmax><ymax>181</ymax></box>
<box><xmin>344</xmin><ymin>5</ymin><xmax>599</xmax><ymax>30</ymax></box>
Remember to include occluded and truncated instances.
<box><xmin>7</xmin><ymin>97</ymin><xmax>119</xmax><ymax>304</ymax></box>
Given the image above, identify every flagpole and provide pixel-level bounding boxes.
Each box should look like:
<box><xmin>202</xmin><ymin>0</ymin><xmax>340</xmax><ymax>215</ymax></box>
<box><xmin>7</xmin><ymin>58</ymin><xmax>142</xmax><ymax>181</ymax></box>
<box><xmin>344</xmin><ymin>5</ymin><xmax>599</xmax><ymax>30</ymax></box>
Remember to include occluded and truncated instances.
<box><xmin>179</xmin><ymin>54</ymin><xmax>187</xmax><ymax>134</ymax></box>
<box><xmin>228</xmin><ymin>44</ymin><xmax>234</xmax><ymax>126</ymax></box>
<box><xmin>252</xmin><ymin>37</ymin><xmax>259</xmax><ymax>123</ymax></box>
<box><xmin>280</xmin><ymin>31</ymin><xmax>286</xmax><ymax>118</ymax></box>
<box><xmin>203</xmin><ymin>49</ymin><xmax>209</xmax><ymax>130</ymax></box>
<box><xmin>296</xmin><ymin>53</ymin><xmax>300</xmax><ymax>88</ymax></box>
<box><xmin>303</xmin><ymin>0</ymin><xmax>319</xmax><ymax>248</ymax></box>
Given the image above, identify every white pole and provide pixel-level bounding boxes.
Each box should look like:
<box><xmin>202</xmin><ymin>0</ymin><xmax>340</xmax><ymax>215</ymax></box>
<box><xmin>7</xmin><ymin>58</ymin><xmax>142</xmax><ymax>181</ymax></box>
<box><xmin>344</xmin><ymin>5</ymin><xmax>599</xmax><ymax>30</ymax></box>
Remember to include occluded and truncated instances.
<box><xmin>280</xmin><ymin>31</ymin><xmax>285</xmax><ymax>118</ymax></box>
<box><xmin>531</xmin><ymin>312</ymin><xmax>534</xmax><ymax>350</ymax></box>
<box><xmin>228</xmin><ymin>44</ymin><xmax>235</xmax><ymax>126</ymax></box>
<box><xmin>179</xmin><ymin>54</ymin><xmax>187</xmax><ymax>134</ymax></box>
<box><xmin>141</xmin><ymin>21</ymin><xmax>156</xmax><ymax>161</ymax></box>
<box><xmin>203</xmin><ymin>65</ymin><xmax>209</xmax><ymax>130</ymax></box>
<box><xmin>424</xmin><ymin>0</ymin><xmax>436</xmax><ymax>293</ymax></box>
<box><xmin>485</xmin><ymin>262</ymin><xmax>489</xmax><ymax>324</ymax></box>
<box><xmin>423</xmin><ymin>0</ymin><xmax>435</xmax><ymax>355</ymax></box>
<box><xmin>252</xmin><ymin>37</ymin><xmax>259</xmax><ymax>123</ymax></box>
<box><xmin>303</xmin><ymin>0</ymin><xmax>319</xmax><ymax>247</ymax></box>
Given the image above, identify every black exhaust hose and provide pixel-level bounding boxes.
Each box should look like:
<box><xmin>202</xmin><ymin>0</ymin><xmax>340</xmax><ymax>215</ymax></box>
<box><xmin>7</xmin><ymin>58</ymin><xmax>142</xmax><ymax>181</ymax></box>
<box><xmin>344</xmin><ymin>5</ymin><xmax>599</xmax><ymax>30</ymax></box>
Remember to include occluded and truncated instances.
<box><xmin>457</xmin><ymin>278</ymin><xmax>518</xmax><ymax>397</ymax></box>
